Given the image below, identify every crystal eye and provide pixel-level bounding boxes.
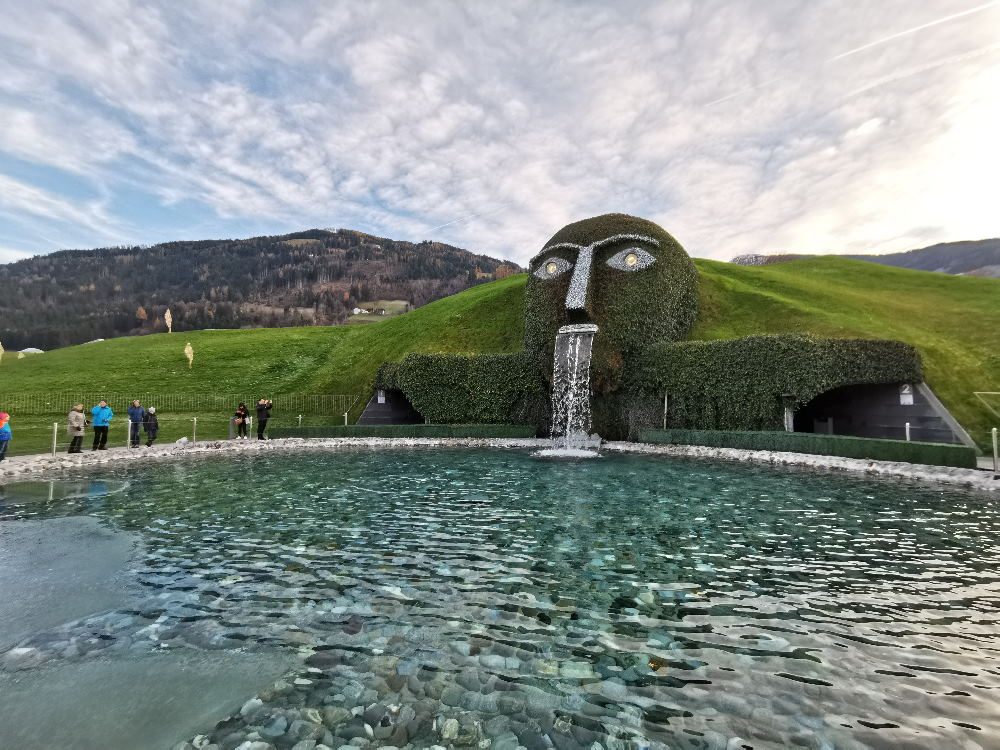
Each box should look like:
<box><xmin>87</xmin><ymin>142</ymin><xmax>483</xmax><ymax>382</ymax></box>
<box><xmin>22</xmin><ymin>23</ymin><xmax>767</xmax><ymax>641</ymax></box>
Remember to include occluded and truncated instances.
<box><xmin>607</xmin><ymin>247</ymin><xmax>656</xmax><ymax>271</ymax></box>
<box><xmin>533</xmin><ymin>256</ymin><xmax>572</xmax><ymax>279</ymax></box>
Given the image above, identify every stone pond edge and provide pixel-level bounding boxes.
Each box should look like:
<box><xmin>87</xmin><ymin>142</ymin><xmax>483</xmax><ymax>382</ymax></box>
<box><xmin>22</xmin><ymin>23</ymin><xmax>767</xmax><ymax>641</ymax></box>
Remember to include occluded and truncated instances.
<box><xmin>0</xmin><ymin>436</ymin><xmax>996</xmax><ymax>493</ymax></box>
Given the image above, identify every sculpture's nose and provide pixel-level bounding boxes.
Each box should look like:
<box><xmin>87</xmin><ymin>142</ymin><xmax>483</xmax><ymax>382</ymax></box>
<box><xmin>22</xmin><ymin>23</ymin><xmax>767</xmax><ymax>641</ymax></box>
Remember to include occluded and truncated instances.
<box><xmin>564</xmin><ymin>246</ymin><xmax>594</xmax><ymax>313</ymax></box>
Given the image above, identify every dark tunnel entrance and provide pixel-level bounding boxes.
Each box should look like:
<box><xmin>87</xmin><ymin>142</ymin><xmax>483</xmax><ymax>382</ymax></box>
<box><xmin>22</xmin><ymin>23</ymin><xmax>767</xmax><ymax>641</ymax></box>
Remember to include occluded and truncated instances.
<box><xmin>793</xmin><ymin>382</ymin><xmax>966</xmax><ymax>444</ymax></box>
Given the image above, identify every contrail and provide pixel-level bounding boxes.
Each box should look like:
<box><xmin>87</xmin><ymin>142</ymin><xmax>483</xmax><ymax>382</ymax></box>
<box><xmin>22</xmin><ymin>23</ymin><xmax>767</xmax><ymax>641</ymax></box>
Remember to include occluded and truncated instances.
<box><xmin>845</xmin><ymin>41</ymin><xmax>1000</xmax><ymax>97</ymax></box>
<box><xmin>829</xmin><ymin>1</ymin><xmax>999</xmax><ymax>61</ymax></box>
<box><xmin>427</xmin><ymin>213</ymin><xmax>479</xmax><ymax>233</ymax></box>
<box><xmin>426</xmin><ymin>202</ymin><xmax>509</xmax><ymax>234</ymax></box>
<box><xmin>706</xmin><ymin>1</ymin><xmax>1000</xmax><ymax>106</ymax></box>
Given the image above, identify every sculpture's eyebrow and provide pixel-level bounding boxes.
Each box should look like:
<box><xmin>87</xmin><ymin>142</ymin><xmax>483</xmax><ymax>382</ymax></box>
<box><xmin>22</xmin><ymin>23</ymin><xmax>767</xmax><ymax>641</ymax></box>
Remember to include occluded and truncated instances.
<box><xmin>530</xmin><ymin>233</ymin><xmax>659</xmax><ymax>265</ymax></box>
<box><xmin>588</xmin><ymin>233</ymin><xmax>660</xmax><ymax>252</ymax></box>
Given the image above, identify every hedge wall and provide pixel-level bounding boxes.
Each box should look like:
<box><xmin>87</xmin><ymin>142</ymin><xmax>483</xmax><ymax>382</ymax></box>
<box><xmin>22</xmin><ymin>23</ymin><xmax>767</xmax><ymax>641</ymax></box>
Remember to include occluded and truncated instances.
<box><xmin>375</xmin><ymin>352</ymin><xmax>548</xmax><ymax>426</ymax></box>
<box><xmin>269</xmin><ymin>424</ymin><xmax>537</xmax><ymax>439</ymax></box>
<box><xmin>638</xmin><ymin>428</ymin><xmax>976</xmax><ymax>469</ymax></box>
<box><xmin>640</xmin><ymin>334</ymin><xmax>923</xmax><ymax>434</ymax></box>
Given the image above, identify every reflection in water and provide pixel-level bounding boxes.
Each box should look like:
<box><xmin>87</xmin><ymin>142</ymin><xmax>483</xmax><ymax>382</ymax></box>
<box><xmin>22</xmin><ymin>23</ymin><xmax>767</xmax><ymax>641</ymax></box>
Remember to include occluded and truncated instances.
<box><xmin>1</xmin><ymin>449</ymin><xmax>997</xmax><ymax>748</ymax></box>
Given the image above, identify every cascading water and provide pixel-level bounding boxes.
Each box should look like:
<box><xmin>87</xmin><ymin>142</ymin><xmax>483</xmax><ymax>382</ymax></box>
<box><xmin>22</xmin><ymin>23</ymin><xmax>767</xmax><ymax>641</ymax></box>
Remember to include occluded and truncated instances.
<box><xmin>535</xmin><ymin>323</ymin><xmax>601</xmax><ymax>458</ymax></box>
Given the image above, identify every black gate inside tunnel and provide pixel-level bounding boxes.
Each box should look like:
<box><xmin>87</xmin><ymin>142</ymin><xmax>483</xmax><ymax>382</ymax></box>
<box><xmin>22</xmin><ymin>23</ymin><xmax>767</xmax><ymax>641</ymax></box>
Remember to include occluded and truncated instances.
<box><xmin>793</xmin><ymin>382</ymin><xmax>966</xmax><ymax>444</ymax></box>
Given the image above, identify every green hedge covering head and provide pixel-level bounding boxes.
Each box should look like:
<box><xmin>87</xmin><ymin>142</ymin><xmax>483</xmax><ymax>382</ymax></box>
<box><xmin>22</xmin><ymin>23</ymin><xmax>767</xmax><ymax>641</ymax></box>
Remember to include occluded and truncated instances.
<box><xmin>523</xmin><ymin>213</ymin><xmax>698</xmax><ymax>397</ymax></box>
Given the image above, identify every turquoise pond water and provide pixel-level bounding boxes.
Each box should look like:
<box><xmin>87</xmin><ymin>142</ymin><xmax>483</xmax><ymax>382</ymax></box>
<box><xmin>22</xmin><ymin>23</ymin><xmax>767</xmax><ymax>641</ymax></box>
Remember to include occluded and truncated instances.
<box><xmin>0</xmin><ymin>448</ymin><xmax>998</xmax><ymax>749</ymax></box>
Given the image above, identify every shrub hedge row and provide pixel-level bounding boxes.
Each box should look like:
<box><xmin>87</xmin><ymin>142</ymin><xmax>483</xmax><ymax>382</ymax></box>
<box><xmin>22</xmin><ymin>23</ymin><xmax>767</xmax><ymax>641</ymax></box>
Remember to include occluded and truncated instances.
<box><xmin>642</xmin><ymin>335</ymin><xmax>923</xmax><ymax>433</ymax></box>
<box><xmin>637</xmin><ymin>428</ymin><xmax>976</xmax><ymax>468</ymax></box>
<box><xmin>375</xmin><ymin>352</ymin><xmax>547</xmax><ymax>426</ymax></box>
<box><xmin>371</xmin><ymin>334</ymin><xmax>924</xmax><ymax>440</ymax></box>
<box><xmin>269</xmin><ymin>424</ymin><xmax>537</xmax><ymax>439</ymax></box>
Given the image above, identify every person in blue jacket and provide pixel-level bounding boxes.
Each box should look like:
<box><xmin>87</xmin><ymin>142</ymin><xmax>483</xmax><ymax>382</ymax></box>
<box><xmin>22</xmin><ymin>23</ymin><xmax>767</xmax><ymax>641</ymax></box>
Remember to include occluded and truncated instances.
<box><xmin>0</xmin><ymin>411</ymin><xmax>11</xmax><ymax>461</ymax></box>
<box><xmin>127</xmin><ymin>399</ymin><xmax>145</xmax><ymax>448</ymax></box>
<box><xmin>91</xmin><ymin>400</ymin><xmax>114</xmax><ymax>450</ymax></box>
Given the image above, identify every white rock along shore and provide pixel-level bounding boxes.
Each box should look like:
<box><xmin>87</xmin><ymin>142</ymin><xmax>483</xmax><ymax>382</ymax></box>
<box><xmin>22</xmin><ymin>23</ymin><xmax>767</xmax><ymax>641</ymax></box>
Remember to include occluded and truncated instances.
<box><xmin>0</xmin><ymin>437</ymin><xmax>996</xmax><ymax>493</ymax></box>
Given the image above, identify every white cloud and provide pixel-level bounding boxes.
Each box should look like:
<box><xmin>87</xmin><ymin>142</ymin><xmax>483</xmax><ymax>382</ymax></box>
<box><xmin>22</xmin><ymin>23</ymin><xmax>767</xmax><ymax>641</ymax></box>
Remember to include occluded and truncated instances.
<box><xmin>0</xmin><ymin>175</ymin><xmax>122</xmax><ymax>240</ymax></box>
<box><xmin>0</xmin><ymin>247</ymin><xmax>34</xmax><ymax>264</ymax></box>
<box><xmin>0</xmin><ymin>0</ymin><xmax>997</xmax><ymax>263</ymax></box>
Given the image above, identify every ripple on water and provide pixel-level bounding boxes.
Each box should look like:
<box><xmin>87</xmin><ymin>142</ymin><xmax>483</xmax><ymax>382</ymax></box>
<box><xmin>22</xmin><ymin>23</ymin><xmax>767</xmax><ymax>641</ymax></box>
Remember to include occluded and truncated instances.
<box><xmin>1</xmin><ymin>448</ymin><xmax>998</xmax><ymax>749</ymax></box>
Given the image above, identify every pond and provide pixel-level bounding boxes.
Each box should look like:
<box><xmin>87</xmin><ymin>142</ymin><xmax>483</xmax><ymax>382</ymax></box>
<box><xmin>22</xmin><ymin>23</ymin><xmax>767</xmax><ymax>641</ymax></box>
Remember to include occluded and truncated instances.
<box><xmin>0</xmin><ymin>448</ymin><xmax>997</xmax><ymax>749</ymax></box>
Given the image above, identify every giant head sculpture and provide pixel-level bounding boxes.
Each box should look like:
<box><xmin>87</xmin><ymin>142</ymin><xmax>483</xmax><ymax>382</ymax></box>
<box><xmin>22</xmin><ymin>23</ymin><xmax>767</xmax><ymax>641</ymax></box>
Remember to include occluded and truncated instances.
<box><xmin>523</xmin><ymin>213</ymin><xmax>699</xmax><ymax>395</ymax></box>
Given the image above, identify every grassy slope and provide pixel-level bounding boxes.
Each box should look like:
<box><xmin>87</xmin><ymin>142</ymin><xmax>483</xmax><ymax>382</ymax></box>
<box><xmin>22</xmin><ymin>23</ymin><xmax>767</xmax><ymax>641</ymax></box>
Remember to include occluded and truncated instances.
<box><xmin>0</xmin><ymin>276</ymin><xmax>525</xmax><ymax>453</ymax></box>
<box><xmin>1</xmin><ymin>258</ymin><xmax>998</xmax><ymax>450</ymax></box>
<box><xmin>692</xmin><ymin>257</ymin><xmax>1000</xmax><ymax>445</ymax></box>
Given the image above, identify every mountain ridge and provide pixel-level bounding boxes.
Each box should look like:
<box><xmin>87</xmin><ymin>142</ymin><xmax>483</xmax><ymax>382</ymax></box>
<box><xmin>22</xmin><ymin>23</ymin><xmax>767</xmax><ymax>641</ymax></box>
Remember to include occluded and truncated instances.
<box><xmin>0</xmin><ymin>228</ymin><xmax>521</xmax><ymax>350</ymax></box>
<box><xmin>731</xmin><ymin>238</ymin><xmax>1000</xmax><ymax>277</ymax></box>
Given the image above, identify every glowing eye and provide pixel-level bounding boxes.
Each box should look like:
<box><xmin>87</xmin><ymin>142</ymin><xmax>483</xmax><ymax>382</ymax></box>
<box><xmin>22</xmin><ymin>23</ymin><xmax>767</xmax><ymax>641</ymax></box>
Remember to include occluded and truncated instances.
<box><xmin>533</xmin><ymin>256</ymin><xmax>572</xmax><ymax>279</ymax></box>
<box><xmin>607</xmin><ymin>247</ymin><xmax>656</xmax><ymax>271</ymax></box>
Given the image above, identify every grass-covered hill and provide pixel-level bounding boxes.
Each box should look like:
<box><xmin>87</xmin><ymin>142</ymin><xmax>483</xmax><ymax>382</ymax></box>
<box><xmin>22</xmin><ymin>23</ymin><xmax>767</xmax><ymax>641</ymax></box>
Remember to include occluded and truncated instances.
<box><xmin>1</xmin><ymin>257</ymin><xmax>998</xmax><ymax>453</ymax></box>
<box><xmin>733</xmin><ymin>237</ymin><xmax>1000</xmax><ymax>278</ymax></box>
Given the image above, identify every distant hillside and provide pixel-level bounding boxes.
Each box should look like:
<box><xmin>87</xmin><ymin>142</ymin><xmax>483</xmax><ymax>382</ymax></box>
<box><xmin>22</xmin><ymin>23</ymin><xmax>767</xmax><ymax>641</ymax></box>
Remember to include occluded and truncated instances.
<box><xmin>732</xmin><ymin>238</ymin><xmax>1000</xmax><ymax>277</ymax></box>
<box><xmin>0</xmin><ymin>228</ymin><xmax>521</xmax><ymax>350</ymax></box>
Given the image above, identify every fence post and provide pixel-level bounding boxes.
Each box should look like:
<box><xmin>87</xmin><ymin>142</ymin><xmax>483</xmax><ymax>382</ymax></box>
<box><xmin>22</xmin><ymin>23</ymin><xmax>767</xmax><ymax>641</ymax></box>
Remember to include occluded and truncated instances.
<box><xmin>992</xmin><ymin>427</ymin><xmax>998</xmax><ymax>477</ymax></box>
<box><xmin>905</xmin><ymin>422</ymin><xmax>911</xmax><ymax>442</ymax></box>
<box><xmin>298</xmin><ymin>414</ymin><xmax>303</xmax><ymax>427</ymax></box>
<box><xmin>344</xmin><ymin>411</ymin><xmax>349</xmax><ymax>426</ymax></box>
<box><xmin>192</xmin><ymin>417</ymin><xmax>197</xmax><ymax>443</ymax></box>
<box><xmin>51</xmin><ymin>422</ymin><xmax>58</xmax><ymax>456</ymax></box>
<box><xmin>125</xmin><ymin>420</ymin><xmax>131</xmax><ymax>448</ymax></box>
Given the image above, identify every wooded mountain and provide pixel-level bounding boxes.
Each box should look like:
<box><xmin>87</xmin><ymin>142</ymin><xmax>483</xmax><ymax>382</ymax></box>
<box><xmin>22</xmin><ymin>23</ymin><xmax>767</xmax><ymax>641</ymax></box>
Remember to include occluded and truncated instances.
<box><xmin>0</xmin><ymin>228</ymin><xmax>521</xmax><ymax>350</ymax></box>
<box><xmin>731</xmin><ymin>238</ymin><xmax>1000</xmax><ymax>277</ymax></box>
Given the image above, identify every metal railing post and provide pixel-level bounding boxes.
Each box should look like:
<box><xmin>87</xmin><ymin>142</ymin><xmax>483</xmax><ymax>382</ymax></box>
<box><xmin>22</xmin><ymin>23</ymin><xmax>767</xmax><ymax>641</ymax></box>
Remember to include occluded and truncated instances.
<box><xmin>344</xmin><ymin>411</ymin><xmax>348</xmax><ymax>426</ymax></box>
<box><xmin>992</xmin><ymin>427</ymin><xmax>998</xmax><ymax>477</ymax></box>
<box><xmin>298</xmin><ymin>414</ymin><xmax>303</xmax><ymax>427</ymax></box>
<box><xmin>125</xmin><ymin>420</ymin><xmax>130</xmax><ymax>448</ymax></box>
<box><xmin>51</xmin><ymin>422</ymin><xmax>58</xmax><ymax>456</ymax></box>
<box><xmin>191</xmin><ymin>417</ymin><xmax>197</xmax><ymax>443</ymax></box>
<box><xmin>905</xmin><ymin>422</ymin><xmax>911</xmax><ymax>442</ymax></box>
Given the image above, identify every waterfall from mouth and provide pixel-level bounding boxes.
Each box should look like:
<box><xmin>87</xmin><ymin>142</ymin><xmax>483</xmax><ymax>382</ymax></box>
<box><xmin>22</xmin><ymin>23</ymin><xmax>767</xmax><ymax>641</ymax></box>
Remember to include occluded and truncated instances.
<box><xmin>546</xmin><ymin>323</ymin><xmax>600</xmax><ymax>456</ymax></box>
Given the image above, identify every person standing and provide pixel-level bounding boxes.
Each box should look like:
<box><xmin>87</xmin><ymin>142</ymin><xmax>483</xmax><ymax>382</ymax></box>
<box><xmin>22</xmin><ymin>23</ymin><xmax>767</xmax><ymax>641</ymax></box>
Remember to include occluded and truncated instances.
<box><xmin>127</xmin><ymin>399</ymin><xmax>145</xmax><ymax>448</ymax></box>
<box><xmin>67</xmin><ymin>403</ymin><xmax>86</xmax><ymax>453</ymax></box>
<box><xmin>234</xmin><ymin>402</ymin><xmax>250</xmax><ymax>439</ymax></box>
<box><xmin>91</xmin><ymin>400</ymin><xmax>114</xmax><ymax>450</ymax></box>
<box><xmin>142</xmin><ymin>407</ymin><xmax>159</xmax><ymax>447</ymax></box>
<box><xmin>255</xmin><ymin>398</ymin><xmax>272</xmax><ymax>440</ymax></box>
<box><xmin>0</xmin><ymin>412</ymin><xmax>11</xmax><ymax>461</ymax></box>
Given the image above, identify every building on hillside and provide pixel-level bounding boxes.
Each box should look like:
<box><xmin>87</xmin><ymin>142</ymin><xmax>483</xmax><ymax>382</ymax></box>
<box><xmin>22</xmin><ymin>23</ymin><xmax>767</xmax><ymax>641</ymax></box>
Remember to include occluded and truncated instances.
<box><xmin>494</xmin><ymin>264</ymin><xmax>518</xmax><ymax>279</ymax></box>
<box><xmin>474</xmin><ymin>267</ymin><xmax>494</xmax><ymax>280</ymax></box>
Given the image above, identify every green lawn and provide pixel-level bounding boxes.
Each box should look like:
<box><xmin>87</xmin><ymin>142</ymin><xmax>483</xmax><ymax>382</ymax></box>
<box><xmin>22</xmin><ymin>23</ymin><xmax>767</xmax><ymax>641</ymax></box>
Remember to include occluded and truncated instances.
<box><xmin>0</xmin><ymin>276</ymin><xmax>525</xmax><ymax>455</ymax></box>
<box><xmin>692</xmin><ymin>257</ymin><xmax>1000</xmax><ymax>446</ymax></box>
<box><xmin>1</xmin><ymin>257</ymin><xmax>998</xmax><ymax>455</ymax></box>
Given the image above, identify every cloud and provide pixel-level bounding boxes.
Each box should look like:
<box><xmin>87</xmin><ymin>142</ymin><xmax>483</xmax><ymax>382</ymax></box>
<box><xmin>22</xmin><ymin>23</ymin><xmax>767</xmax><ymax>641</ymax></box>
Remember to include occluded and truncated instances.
<box><xmin>0</xmin><ymin>247</ymin><xmax>34</xmax><ymax>264</ymax></box>
<box><xmin>0</xmin><ymin>0</ymin><xmax>997</xmax><ymax>263</ymax></box>
<box><xmin>0</xmin><ymin>175</ymin><xmax>122</xmax><ymax>240</ymax></box>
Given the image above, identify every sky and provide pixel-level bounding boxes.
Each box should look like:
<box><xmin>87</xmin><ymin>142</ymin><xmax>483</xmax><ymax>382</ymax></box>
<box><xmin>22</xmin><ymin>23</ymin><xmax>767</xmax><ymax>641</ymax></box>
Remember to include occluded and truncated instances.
<box><xmin>0</xmin><ymin>0</ymin><xmax>998</xmax><ymax>266</ymax></box>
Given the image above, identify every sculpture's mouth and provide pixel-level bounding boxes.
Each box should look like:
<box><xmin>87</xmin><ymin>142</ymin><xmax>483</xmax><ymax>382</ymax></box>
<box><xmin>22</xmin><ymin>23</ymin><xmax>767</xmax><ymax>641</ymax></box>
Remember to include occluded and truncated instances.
<box><xmin>566</xmin><ymin>307</ymin><xmax>592</xmax><ymax>326</ymax></box>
